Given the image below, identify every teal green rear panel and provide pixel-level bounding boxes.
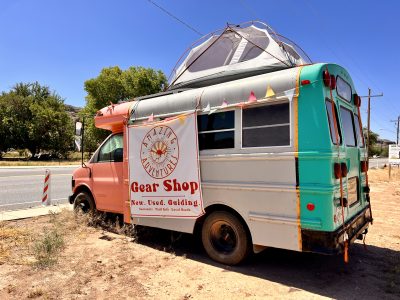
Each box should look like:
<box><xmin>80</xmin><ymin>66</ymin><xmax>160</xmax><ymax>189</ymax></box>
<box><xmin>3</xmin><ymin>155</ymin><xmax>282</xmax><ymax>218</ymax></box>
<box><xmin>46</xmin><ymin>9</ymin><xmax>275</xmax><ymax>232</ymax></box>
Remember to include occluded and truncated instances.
<box><xmin>298</xmin><ymin>63</ymin><xmax>368</xmax><ymax>232</ymax></box>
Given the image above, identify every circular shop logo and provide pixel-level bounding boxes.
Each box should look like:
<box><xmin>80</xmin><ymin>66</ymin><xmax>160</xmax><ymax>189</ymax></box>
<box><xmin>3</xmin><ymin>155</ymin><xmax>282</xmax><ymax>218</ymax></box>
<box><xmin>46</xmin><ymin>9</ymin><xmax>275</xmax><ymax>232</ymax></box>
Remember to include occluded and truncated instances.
<box><xmin>140</xmin><ymin>125</ymin><xmax>179</xmax><ymax>179</ymax></box>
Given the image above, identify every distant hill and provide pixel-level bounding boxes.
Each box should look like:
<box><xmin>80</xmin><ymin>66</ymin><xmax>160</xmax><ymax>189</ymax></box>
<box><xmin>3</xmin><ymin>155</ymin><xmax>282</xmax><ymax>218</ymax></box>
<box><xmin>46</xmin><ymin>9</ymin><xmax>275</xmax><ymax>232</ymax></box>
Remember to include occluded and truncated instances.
<box><xmin>64</xmin><ymin>104</ymin><xmax>81</xmax><ymax>121</ymax></box>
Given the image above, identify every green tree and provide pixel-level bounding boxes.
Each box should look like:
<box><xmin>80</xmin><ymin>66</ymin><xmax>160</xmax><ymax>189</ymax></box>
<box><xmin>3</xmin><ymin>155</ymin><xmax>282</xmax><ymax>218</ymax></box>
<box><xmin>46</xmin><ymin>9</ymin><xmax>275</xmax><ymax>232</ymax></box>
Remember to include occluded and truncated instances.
<box><xmin>0</xmin><ymin>93</ymin><xmax>30</xmax><ymax>156</ymax></box>
<box><xmin>363</xmin><ymin>127</ymin><xmax>380</xmax><ymax>157</ymax></box>
<box><xmin>82</xmin><ymin>66</ymin><xmax>167</xmax><ymax>151</ymax></box>
<box><xmin>0</xmin><ymin>82</ymin><xmax>74</xmax><ymax>158</ymax></box>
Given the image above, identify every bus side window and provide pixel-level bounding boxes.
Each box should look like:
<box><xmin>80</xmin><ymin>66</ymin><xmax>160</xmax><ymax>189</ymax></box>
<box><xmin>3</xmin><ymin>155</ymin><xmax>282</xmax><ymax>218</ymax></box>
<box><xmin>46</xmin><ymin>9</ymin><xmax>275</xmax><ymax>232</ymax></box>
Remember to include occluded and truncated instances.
<box><xmin>336</xmin><ymin>76</ymin><xmax>352</xmax><ymax>102</ymax></box>
<box><xmin>325</xmin><ymin>99</ymin><xmax>342</xmax><ymax>145</ymax></box>
<box><xmin>339</xmin><ymin>106</ymin><xmax>357</xmax><ymax>147</ymax></box>
<box><xmin>354</xmin><ymin>114</ymin><xmax>365</xmax><ymax>147</ymax></box>
<box><xmin>197</xmin><ymin>111</ymin><xmax>235</xmax><ymax>150</ymax></box>
<box><xmin>242</xmin><ymin>102</ymin><xmax>290</xmax><ymax>147</ymax></box>
<box><xmin>97</xmin><ymin>134</ymin><xmax>124</xmax><ymax>162</ymax></box>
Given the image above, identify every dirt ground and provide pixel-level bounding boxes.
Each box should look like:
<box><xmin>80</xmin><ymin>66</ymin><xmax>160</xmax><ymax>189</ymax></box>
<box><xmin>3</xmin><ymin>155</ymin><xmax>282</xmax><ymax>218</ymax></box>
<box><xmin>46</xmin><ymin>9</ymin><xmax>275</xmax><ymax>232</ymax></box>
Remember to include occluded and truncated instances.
<box><xmin>0</xmin><ymin>169</ymin><xmax>399</xmax><ymax>300</ymax></box>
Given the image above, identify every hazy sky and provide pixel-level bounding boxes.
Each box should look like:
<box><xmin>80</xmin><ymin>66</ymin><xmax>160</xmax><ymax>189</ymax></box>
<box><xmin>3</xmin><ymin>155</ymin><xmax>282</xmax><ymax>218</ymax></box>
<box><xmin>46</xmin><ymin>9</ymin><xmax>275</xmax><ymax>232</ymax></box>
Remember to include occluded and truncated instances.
<box><xmin>0</xmin><ymin>0</ymin><xmax>399</xmax><ymax>141</ymax></box>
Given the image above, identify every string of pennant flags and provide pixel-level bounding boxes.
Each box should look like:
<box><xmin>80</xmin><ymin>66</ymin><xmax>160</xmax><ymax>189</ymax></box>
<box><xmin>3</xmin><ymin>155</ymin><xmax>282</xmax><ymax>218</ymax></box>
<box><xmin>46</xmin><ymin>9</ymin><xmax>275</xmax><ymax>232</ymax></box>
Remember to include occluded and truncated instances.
<box><xmin>142</xmin><ymin>84</ymin><xmax>298</xmax><ymax>122</ymax></box>
<box><xmin>121</xmin><ymin>77</ymin><xmax>326</xmax><ymax>124</ymax></box>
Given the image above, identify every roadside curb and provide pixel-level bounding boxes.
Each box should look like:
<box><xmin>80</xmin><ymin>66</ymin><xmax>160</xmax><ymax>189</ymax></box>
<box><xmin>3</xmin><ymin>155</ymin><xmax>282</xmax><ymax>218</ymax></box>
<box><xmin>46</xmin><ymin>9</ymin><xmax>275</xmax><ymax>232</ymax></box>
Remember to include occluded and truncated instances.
<box><xmin>0</xmin><ymin>204</ymin><xmax>73</xmax><ymax>221</ymax></box>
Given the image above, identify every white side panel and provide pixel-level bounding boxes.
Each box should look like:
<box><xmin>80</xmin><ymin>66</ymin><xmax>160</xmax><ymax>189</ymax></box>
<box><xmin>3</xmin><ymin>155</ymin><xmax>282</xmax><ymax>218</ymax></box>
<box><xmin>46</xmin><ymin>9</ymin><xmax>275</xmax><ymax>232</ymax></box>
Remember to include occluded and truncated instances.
<box><xmin>131</xmin><ymin>216</ymin><xmax>195</xmax><ymax>233</ymax></box>
<box><xmin>200</xmin><ymin>155</ymin><xmax>300</xmax><ymax>251</ymax></box>
<box><xmin>201</xmin><ymin>157</ymin><xmax>295</xmax><ymax>185</ymax></box>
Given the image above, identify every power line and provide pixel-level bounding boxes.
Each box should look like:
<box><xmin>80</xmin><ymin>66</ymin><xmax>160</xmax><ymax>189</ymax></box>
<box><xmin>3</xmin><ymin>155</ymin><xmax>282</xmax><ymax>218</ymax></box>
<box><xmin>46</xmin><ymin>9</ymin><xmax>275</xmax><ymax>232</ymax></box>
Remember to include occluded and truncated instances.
<box><xmin>301</xmin><ymin>0</ymin><xmax>400</xmax><ymax>115</ymax></box>
<box><xmin>299</xmin><ymin>0</ymin><xmax>400</xmax><ymax>135</ymax></box>
<box><xmin>146</xmin><ymin>0</ymin><xmax>203</xmax><ymax>36</ymax></box>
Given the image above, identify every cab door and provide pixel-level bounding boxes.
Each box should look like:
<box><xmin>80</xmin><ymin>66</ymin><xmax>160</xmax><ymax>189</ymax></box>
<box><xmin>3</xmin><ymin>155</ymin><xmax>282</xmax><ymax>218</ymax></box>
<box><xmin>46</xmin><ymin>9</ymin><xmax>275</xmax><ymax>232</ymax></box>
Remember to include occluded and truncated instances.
<box><xmin>92</xmin><ymin>133</ymin><xmax>124</xmax><ymax>213</ymax></box>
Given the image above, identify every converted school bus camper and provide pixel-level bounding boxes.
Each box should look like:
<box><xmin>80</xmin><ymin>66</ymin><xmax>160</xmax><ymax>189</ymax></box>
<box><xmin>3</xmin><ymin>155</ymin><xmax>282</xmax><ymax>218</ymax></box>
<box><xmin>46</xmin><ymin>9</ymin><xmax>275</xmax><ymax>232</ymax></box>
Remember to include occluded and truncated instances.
<box><xmin>70</xmin><ymin>21</ymin><xmax>372</xmax><ymax>265</ymax></box>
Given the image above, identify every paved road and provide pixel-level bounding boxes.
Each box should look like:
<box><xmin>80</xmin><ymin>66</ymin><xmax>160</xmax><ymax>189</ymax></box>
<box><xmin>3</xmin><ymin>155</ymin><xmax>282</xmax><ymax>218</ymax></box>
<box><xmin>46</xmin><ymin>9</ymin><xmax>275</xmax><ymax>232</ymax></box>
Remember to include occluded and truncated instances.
<box><xmin>0</xmin><ymin>166</ymin><xmax>78</xmax><ymax>211</ymax></box>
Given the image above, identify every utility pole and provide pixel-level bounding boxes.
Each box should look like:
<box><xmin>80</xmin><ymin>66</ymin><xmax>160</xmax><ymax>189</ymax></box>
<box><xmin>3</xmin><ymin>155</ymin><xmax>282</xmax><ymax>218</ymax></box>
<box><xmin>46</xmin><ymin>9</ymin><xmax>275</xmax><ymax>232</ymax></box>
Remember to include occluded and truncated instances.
<box><xmin>390</xmin><ymin>116</ymin><xmax>400</xmax><ymax>145</ymax></box>
<box><xmin>360</xmin><ymin>89</ymin><xmax>384</xmax><ymax>158</ymax></box>
<box><xmin>367</xmin><ymin>88</ymin><xmax>371</xmax><ymax>154</ymax></box>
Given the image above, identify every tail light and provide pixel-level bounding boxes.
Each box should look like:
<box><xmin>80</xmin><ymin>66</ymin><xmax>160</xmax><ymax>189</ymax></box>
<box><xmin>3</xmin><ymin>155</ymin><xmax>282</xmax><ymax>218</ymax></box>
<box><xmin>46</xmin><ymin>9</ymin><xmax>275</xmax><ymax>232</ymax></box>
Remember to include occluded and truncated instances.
<box><xmin>341</xmin><ymin>162</ymin><xmax>348</xmax><ymax>177</ymax></box>
<box><xmin>334</xmin><ymin>163</ymin><xmax>342</xmax><ymax>179</ymax></box>
<box><xmin>323</xmin><ymin>70</ymin><xmax>331</xmax><ymax>87</ymax></box>
<box><xmin>330</xmin><ymin>75</ymin><xmax>336</xmax><ymax>89</ymax></box>
<box><xmin>354</xmin><ymin>94</ymin><xmax>361</xmax><ymax>107</ymax></box>
<box><xmin>306</xmin><ymin>203</ymin><xmax>315</xmax><ymax>211</ymax></box>
<box><xmin>361</xmin><ymin>161</ymin><xmax>368</xmax><ymax>172</ymax></box>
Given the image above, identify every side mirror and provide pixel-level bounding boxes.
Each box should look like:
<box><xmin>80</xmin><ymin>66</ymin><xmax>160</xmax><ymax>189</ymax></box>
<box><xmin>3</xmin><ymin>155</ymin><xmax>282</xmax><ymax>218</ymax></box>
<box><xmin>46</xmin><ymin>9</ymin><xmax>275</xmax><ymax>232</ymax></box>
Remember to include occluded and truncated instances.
<box><xmin>75</xmin><ymin>121</ymin><xmax>83</xmax><ymax>136</ymax></box>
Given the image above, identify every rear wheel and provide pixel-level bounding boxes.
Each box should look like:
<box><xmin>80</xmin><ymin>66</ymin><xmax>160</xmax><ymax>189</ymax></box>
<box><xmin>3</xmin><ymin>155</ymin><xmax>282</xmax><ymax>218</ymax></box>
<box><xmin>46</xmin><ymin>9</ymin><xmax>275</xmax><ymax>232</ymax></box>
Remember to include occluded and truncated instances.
<box><xmin>73</xmin><ymin>191</ymin><xmax>96</xmax><ymax>214</ymax></box>
<box><xmin>201</xmin><ymin>211</ymin><xmax>251</xmax><ymax>265</ymax></box>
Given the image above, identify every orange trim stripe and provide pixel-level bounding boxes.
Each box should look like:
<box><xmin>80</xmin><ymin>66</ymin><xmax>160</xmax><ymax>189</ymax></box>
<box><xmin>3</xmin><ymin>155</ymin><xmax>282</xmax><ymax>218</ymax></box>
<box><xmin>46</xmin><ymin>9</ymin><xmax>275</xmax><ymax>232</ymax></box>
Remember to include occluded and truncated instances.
<box><xmin>294</xmin><ymin>66</ymin><xmax>303</xmax><ymax>251</ymax></box>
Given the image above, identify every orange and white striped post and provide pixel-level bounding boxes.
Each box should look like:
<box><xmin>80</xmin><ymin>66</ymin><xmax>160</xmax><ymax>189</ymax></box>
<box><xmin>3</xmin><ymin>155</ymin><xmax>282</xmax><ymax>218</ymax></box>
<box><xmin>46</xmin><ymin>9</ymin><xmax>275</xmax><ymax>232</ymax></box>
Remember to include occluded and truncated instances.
<box><xmin>42</xmin><ymin>169</ymin><xmax>51</xmax><ymax>206</ymax></box>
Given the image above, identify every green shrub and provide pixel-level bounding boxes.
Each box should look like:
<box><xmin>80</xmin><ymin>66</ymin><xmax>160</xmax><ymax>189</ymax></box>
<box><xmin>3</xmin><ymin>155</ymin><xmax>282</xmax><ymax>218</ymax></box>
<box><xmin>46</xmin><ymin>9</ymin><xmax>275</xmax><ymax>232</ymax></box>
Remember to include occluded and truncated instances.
<box><xmin>33</xmin><ymin>227</ymin><xmax>64</xmax><ymax>267</ymax></box>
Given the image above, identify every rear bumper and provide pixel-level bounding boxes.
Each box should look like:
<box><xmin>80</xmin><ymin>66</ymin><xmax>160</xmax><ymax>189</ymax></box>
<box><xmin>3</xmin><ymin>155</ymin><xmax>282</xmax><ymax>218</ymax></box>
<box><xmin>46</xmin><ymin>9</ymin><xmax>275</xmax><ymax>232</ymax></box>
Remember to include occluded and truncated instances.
<box><xmin>301</xmin><ymin>205</ymin><xmax>372</xmax><ymax>254</ymax></box>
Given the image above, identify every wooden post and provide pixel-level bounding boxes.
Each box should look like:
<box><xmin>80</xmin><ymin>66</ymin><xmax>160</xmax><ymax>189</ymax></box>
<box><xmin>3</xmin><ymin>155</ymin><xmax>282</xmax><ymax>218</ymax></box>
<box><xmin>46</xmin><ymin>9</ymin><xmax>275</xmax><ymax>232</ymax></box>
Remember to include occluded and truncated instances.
<box><xmin>389</xmin><ymin>164</ymin><xmax>391</xmax><ymax>180</ymax></box>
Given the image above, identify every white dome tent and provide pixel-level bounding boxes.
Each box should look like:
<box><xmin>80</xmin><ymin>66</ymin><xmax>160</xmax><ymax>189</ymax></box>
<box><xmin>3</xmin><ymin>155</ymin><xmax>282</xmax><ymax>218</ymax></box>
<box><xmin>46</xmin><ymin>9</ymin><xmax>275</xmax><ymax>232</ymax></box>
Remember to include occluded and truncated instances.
<box><xmin>168</xmin><ymin>21</ymin><xmax>312</xmax><ymax>90</ymax></box>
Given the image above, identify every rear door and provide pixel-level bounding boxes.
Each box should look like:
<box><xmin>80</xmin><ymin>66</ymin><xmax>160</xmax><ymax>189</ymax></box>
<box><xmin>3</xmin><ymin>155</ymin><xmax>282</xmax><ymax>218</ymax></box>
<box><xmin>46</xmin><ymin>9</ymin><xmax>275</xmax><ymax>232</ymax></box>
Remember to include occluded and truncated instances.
<box><xmin>336</xmin><ymin>75</ymin><xmax>362</xmax><ymax>211</ymax></box>
<box><xmin>338</xmin><ymin>105</ymin><xmax>360</xmax><ymax>209</ymax></box>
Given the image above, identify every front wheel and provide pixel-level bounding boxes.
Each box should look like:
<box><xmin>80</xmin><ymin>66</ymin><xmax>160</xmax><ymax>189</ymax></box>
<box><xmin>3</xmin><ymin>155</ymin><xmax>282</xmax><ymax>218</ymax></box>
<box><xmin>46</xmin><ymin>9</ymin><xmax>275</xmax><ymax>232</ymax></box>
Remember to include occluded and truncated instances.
<box><xmin>73</xmin><ymin>191</ymin><xmax>96</xmax><ymax>214</ymax></box>
<box><xmin>201</xmin><ymin>211</ymin><xmax>251</xmax><ymax>265</ymax></box>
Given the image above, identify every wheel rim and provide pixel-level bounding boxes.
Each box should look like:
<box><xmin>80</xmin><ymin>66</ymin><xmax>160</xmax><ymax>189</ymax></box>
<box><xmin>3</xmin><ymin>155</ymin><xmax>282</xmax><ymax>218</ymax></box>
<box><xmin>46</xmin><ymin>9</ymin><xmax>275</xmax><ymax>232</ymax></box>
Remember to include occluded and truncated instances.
<box><xmin>209</xmin><ymin>221</ymin><xmax>238</xmax><ymax>254</ymax></box>
<box><xmin>75</xmin><ymin>195</ymin><xmax>91</xmax><ymax>213</ymax></box>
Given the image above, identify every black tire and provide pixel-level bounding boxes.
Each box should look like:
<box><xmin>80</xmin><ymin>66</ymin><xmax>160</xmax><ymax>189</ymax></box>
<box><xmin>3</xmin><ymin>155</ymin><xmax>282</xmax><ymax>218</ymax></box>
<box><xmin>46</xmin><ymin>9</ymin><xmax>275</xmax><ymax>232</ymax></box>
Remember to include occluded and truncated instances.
<box><xmin>201</xmin><ymin>211</ymin><xmax>251</xmax><ymax>265</ymax></box>
<box><xmin>73</xmin><ymin>191</ymin><xmax>96</xmax><ymax>214</ymax></box>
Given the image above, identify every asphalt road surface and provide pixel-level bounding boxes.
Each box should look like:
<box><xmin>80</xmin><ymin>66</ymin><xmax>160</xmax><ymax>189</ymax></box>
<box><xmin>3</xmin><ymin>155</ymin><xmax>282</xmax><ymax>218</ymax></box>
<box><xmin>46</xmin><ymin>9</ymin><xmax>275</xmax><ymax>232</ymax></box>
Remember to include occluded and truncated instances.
<box><xmin>0</xmin><ymin>166</ymin><xmax>78</xmax><ymax>211</ymax></box>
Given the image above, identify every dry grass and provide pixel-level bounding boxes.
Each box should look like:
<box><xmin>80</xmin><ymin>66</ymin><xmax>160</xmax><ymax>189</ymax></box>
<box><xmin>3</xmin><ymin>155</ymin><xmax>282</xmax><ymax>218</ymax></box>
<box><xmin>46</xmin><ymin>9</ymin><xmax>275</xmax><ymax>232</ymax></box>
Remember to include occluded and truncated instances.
<box><xmin>26</xmin><ymin>288</ymin><xmax>44</xmax><ymax>299</ymax></box>
<box><xmin>0</xmin><ymin>209</ymin><xmax>93</xmax><ymax>267</ymax></box>
<box><xmin>0</xmin><ymin>151</ymin><xmax>90</xmax><ymax>166</ymax></box>
<box><xmin>33</xmin><ymin>226</ymin><xmax>65</xmax><ymax>268</ymax></box>
<box><xmin>1</xmin><ymin>170</ymin><xmax>399</xmax><ymax>299</ymax></box>
<box><xmin>0</xmin><ymin>221</ymin><xmax>31</xmax><ymax>264</ymax></box>
<box><xmin>368</xmin><ymin>167</ymin><xmax>400</xmax><ymax>183</ymax></box>
<box><xmin>0</xmin><ymin>161</ymin><xmax>80</xmax><ymax>167</ymax></box>
<box><xmin>32</xmin><ymin>209</ymin><xmax>135</xmax><ymax>268</ymax></box>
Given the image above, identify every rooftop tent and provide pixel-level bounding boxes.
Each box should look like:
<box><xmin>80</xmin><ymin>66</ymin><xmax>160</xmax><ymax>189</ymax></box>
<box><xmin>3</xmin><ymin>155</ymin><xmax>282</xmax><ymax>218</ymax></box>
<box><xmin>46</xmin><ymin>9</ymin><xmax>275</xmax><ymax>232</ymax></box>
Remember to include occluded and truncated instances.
<box><xmin>168</xmin><ymin>21</ymin><xmax>311</xmax><ymax>90</ymax></box>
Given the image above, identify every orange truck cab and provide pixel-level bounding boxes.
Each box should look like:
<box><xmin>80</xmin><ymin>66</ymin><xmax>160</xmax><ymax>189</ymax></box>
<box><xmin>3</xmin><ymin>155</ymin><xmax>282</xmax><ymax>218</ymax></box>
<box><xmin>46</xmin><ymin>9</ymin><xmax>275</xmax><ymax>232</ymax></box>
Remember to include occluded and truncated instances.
<box><xmin>69</xmin><ymin>101</ymin><xmax>133</xmax><ymax>223</ymax></box>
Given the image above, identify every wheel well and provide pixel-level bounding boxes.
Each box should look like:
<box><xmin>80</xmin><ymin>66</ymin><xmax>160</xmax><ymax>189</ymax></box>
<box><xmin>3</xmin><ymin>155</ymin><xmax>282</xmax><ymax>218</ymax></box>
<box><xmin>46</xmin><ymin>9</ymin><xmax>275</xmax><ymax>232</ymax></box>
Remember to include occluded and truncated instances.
<box><xmin>73</xmin><ymin>185</ymin><xmax>96</xmax><ymax>208</ymax></box>
<box><xmin>194</xmin><ymin>204</ymin><xmax>252</xmax><ymax>244</ymax></box>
